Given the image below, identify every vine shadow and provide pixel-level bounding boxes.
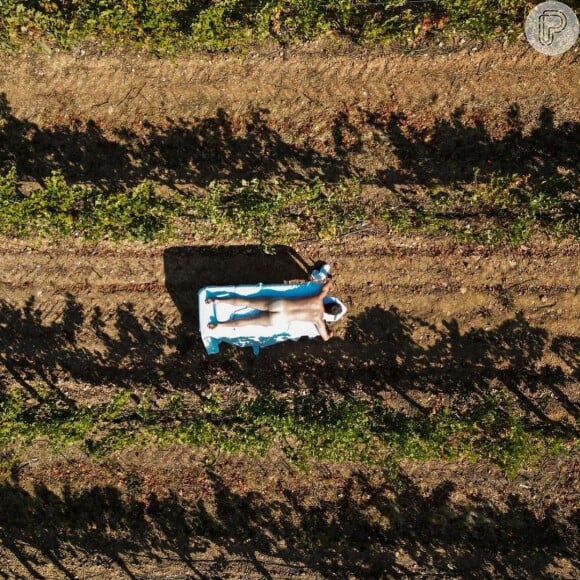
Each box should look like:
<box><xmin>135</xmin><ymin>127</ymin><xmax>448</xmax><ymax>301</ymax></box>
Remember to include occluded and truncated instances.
<box><xmin>373</xmin><ymin>105</ymin><xmax>580</xmax><ymax>192</ymax></box>
<box><xmin>246</xmin><ymin>305</ymin><xmax>578</xmax><ymax>430</ymax></box>
<box><xmin>1</xmin><ymin>293</ymin><xmax>576</xmax><ymax>431</ymax></box>
<box><xmin>0</xmin><ymin>466</ymin><xmax>575</xmax><ymax>578</ymax></box>
<box><xmin>0</xmin><ymin>93</ymin><xmax>354</xmax><ymax>191</ymax></box>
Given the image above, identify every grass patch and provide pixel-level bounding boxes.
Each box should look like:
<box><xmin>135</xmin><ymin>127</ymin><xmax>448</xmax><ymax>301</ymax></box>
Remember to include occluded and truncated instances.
<box><xmin>0</xmin><ymin>0</ymin><xmax>533</xmax><ymax>53</ymax></box>
<box><xmin>190</xmin><ymin>178</ymin><xmax>368</xmax><ymax>249</ymax></box>
<box><xmin>1</xmin><ymin>168</ymin><xmax>577</xmax><ymax>246</ymax></box>
<box><xmin>0</xmin><ymin>170</ymin><xmax>369</xmax><ymax>246</ymax></box>
<box><xmin>0</xmin><ymin>168</ymin><xmax>177</xmax><ymax>241</ymax></box>
<box><xmin>382</xmin><ymin>173</ymin><xmax>579</xmax><ymax>245</ymax></box>
<box><xmin>0</xmin><ymin>388</ymin><xmax>573</xmax><ymax>478</ymax></box>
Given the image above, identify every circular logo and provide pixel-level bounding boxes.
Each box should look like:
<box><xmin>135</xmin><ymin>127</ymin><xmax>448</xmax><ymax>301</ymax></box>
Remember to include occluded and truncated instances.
<box><xmin>525</xmin><ymin>1</ymin><xmax>579</xmax><ymax>55</ymax></box>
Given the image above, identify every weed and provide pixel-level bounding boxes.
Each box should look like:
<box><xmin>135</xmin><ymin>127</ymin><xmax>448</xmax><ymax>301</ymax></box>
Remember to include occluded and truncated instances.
<box><xmin>125</xmin><ymin>472</ymin><xmax>144</xmax><ymax>497</ymax></box>
<box><xmin>0</xmin><ymin>0</ymin><xmax>531</xmax><ymax>53</ymax></box>
<box><xmin>0</xmin><ymin>168</ymin><xmax>576</xmax><ymax>247</ymax></box>
<box><xmin>103</xmin><ymin>390</ymin><xmax>134</xmax><ymax>422</ymax></box>
<box><xmin>189</xmin><ymin>177</ymin><xmax>368</xmax><ymax>250</ymax></box>
<box><xmin>0</xmin><ymin>169</ymin><xmax>178</xmax><ymax>241</ymax></box>
<box><xmin>0</xmin><ymin>388</ymin><xmax>572</xmax><ymax>478</ymax></box>
<box><xmin>84</xmin><ymin>428</ymin><xmax>140</xmax><ymax>458</ymax></box>
<box><xmin>166</xmin><ymin>394</ymin><xmax>184</xmax><ymax>418</ymax></box>
<box><xmin>136</xmin><ymin>390</ymin><xmax>155</xmax><ymax>425</ymax></box>
<box><xmin>383</xmin><ymin>171</ymin><xmax>578</xmax><ymax>245</ymax></box>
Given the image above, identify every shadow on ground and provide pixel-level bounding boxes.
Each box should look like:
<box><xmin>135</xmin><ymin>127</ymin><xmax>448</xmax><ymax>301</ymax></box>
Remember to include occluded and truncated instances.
<box><xmin>0</xmin><ymin>93</ymin><xmax>352</xmax><ymax>190</ymax></box>
<box><xmin>372</xmin><ymin>104</ymin><xmax>580</xmax><ymax>191</ymax></box>
<box><xmin>164</xmin><ymin>244</ymin><xmax>311</xmax><ymax>336</ymax></box>
<box><xmin>1</xmin><ymin>92</ymin><xmax>578</xmax><ymax>195</ymax></box>
<box><xmin>0</xmin><ymin>246</ymin><xmax>577</xmax><ymax>430</ymax></box>
<box><xmin>0</xmin><ymin>247</ymin><xmax>577</xmax><ymax>576</ymax></box>
<box><xmin>0</xmin><ymin>465</ymin><xmax>576</xmax><ymax>578</ymax></box>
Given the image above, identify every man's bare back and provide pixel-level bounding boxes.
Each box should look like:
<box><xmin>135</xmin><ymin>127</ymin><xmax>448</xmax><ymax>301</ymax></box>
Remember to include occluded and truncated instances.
<box><xmin>206</xmin><ymin>280</ymin><xmax>335</xmax><ymax>340</ymax></box>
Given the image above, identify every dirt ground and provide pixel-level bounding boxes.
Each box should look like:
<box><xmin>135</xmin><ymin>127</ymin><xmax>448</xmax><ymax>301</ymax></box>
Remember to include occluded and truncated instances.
<box><xmin>1</xmin><ymin>236</ymin><xmax>578</xmax><ymax>417</ymax></box>
<box><xmin>1</xmin><ymin>42</ymin><xmax>578</xmax><ymax>195</ymax></box>
<box><xmin>0</xmin><ymin>43</ymin><xmax>579</xmax><ymax>577</ymax></box>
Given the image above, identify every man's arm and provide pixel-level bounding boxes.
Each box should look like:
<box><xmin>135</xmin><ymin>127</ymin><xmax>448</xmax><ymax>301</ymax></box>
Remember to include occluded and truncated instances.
<box><xmin>320</xmin><ymin>279</ymin><xmax>334</xmax><ymax>297</ymax></box>
<box><xmin>314</xmin><ymin>318</ymin><xmax>332</xmax><ymax>341</ymax></box>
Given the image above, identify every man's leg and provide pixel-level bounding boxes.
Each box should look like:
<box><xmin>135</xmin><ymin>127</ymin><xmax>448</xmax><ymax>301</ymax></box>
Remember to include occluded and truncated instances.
<box><xmin>208</xmin><ymin>311</ymin><xmax>272</xmax><ymax>329</ymax></box>
<box><xmin>206</xmin><ymin>296</ymin><xmax>272</xmax><ymax>311</ymax></box>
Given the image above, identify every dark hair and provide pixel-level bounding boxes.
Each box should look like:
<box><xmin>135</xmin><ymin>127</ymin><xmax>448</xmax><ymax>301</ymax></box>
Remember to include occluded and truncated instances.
<box><xmin>324</xmin><ymin>302</ymin><xmax>342</xmax><ymax>316</ymax></box>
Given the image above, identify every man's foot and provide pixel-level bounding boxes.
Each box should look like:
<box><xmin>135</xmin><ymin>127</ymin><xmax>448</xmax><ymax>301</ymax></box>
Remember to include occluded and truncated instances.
<box><xmin>207</xmin><ymin>322</ymin><xmax>218</xmax><ymax>329</ymax></box>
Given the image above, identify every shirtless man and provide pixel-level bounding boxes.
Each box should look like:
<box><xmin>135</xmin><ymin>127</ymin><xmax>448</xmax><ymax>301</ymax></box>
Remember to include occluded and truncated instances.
<box><xmin>206</xmin><ymin>279</ymin><xmax>340</xmax><ymax>341</ymax></box>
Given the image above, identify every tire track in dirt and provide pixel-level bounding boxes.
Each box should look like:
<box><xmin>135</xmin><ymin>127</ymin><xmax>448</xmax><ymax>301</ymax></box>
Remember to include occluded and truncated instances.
<box><xmin>1</xmin><ymin>237</ymin><xmax>577</xmax><ymax>427</ymax></box>
<box><xmin>1</xmin><ymin>44</ymin><xmax>578</xmax><ymax>128</ymax></box>
<box><xmin>1</xmin><ymin>44</ymin><xmax>578</xmax><ymax>196</ymax></box>
<box><xmin>2</xmin><ymin>239</ymin><xmax>578</xmax><ymax>318</ymax></box>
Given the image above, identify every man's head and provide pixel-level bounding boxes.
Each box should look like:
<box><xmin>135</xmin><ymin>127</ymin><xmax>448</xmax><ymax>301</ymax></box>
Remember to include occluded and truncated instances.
<box><xmin>324</xmin><ymin>302</ymin><xmax>342</xmax><ymax>316</ymax></box>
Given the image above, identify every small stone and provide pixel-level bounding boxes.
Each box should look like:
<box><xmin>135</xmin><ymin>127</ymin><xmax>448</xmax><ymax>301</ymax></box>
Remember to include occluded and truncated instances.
<box><xmin>460</xmin><ymin>287</ymin><xmax>467</xmax><ymax>294</ymax></box>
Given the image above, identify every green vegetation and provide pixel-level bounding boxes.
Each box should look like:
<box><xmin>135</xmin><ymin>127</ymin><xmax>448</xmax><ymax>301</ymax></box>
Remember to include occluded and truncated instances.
<box><xmin>385</xmin><ymin>173</ymin><xmax>580</xmax><ymax>245</ymax></box>
<box><xmin>1</xmin><ymin>168</ymin><xmax>577</xmax><ymax>247</ymax></box>
<box><xmin>190</xmin><ymin>178</ymin><xmax>368</xmax><ymax>248</ymax></box>
<box><xmin>0</xmin><ymin>168</ymin><xmax>177</xmax><ymax>241</ymax></box>
<box><xmin>0</xmin><ymin>0</ymin><xmax>533</xmax><ymax>53</ymax></box>
<box><xmin>0</xmin><ymin>388</ymin><xmax>571</xmax><ymax>478</ymax></box>
<box><xmin>0</xmin><ymin>170</ymin><xmax>367</xmax><ymax>245</ymax></box>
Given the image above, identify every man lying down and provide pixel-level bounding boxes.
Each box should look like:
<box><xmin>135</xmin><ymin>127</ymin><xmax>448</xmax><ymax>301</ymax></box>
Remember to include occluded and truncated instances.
<box><xmin>206</xmin><ymin>279</ymin><xmax>341</xmax><ymax>341</ymax></box>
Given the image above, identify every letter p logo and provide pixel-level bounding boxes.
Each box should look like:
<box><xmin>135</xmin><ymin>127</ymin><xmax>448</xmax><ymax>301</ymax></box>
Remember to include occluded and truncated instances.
<box><xmin>525</xmin><ymin>1</ymin><xmax>579</xmax><ymax>55</ymax></box>
<box><xmin>539</xmin><ymin>9</ymin><xmax>567</xmax><ymax>45</ymax></box>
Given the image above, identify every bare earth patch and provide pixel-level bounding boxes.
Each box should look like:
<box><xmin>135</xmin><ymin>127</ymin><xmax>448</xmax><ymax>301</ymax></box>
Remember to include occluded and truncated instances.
<box><xmin>0</xmin><ymin>43</ymin><xmax>578</xmax><ymax>194</ymax></box>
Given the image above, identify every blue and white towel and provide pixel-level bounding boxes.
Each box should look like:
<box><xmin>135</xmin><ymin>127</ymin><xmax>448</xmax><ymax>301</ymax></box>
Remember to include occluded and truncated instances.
<box><xmin>198</xmin><ymin>282</ymin><xmax>346</xmax><ymax>355</ymax></box>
